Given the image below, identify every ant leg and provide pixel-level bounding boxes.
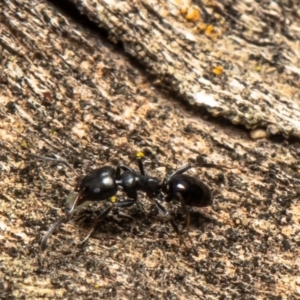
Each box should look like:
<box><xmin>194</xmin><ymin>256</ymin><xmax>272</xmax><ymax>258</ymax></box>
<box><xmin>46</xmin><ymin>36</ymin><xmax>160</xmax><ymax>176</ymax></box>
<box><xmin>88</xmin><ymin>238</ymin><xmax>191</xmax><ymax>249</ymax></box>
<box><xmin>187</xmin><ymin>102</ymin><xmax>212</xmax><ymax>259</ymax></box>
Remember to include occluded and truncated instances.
<box><xmin>115</xmin><ymin>199</ymin><xmax>137</xmax><ymax>208</ymax></box>
<box><xmin>81</xmin><ymin>197</ymin><xmax>138</xmax><ymax>244</ymax></box>
<box><xmin>165</xmin><ymin>165</ymin><xmax>193</xmax><ymax>182</ymax></box>
<box><xmin>68</xmin><ymin>191</ymin><xmax>83</xmax><ymax>214</ymax></box>
<box><xmin>116</xmin><ymin>151</ymin><xmax>147</xmax><ymax>177</ymax></box>
<box><xmin>153</xmin><ymin>198</ymin><xmax>188</xmax><ymax>247</ymax></box>
<box><xmin>169</xmin><ymin>219</ymin><xmax>187</xmax><ymax>248</ymax></box>
<box><xmin>40</xmin><ymin>192</ymin><xmax>82</xmax><ymax>250</ymax></box>
<box><xmin>165</xmin><ymin>163</ymin><xmax>234</xmax><ymax>183</ymax></box>
<box><xmin>145</xmin><ymin>191</ymin><xmax>169</xmax><ymax>216</ymax></box>
<box><xmin>116</xmin><ymin>164</ymin><xmax>134</xmax><ymax>177</ymax></box>
<box><xmin>176</xmin><ymin>193</ymin><xmax>193</xmax><ymax>245</ymax></box>
<box><xmin>40</xmin><ymin>215</ymin><xmax>68</xmax><ymax>251</ymax></box>
<box><xmin>195</xmin><ymin>163</ymin><xmax>234</xmax><ymax>170</ymax></box>
<box><xmin>136</xmin><ymin>158</ymin><xmax>145</xmax><ymax>175</ymax></box>
<box><xmin>153</xmin><ymin>199</ymin><xmax>169</xmax><ymax>216</ymax></box>
<box><xmin>80</xmin><ymin>204</ymin><xmax>114</xmax><ymax>244</ymax></box>
<box><xmin>136</xmin><ymin>151</ymin><xmax>146</xmax><ymax>175</ymax></box>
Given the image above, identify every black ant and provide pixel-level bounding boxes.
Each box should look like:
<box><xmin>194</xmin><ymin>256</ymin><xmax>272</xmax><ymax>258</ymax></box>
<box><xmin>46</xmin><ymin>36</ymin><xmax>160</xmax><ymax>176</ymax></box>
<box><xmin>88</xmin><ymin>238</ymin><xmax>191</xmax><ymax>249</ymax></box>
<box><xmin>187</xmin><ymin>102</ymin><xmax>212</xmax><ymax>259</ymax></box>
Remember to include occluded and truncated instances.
<box><xmin>30</xmin><ymin>152</ymin><xmax>230</xmax><ymax>250</ymax></box>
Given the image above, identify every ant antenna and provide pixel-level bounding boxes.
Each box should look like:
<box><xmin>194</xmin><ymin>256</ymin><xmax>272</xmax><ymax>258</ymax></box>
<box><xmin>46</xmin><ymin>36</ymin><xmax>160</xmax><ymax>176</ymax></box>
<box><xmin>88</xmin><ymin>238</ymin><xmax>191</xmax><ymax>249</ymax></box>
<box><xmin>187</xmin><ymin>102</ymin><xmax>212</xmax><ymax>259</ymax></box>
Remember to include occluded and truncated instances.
<box><xmin>27</xmin><ymin>153</ymin><xmax>82</xmax><ymax>250</ymax></box>
<box><xmin>28</xmin><ymin>153</ymin><xmax>79</xmax><ymax>176</ymax></box>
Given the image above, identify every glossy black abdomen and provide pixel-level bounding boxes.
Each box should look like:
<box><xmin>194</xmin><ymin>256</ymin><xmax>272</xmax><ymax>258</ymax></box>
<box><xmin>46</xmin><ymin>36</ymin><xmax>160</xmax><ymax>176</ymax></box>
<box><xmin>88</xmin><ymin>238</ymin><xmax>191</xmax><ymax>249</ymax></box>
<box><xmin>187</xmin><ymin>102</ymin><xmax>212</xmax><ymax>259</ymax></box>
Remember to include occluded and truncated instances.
<box><xmin>167</xmin><ymin>174</ymin><xmax>212</xmax><ymax>207</ymax></box>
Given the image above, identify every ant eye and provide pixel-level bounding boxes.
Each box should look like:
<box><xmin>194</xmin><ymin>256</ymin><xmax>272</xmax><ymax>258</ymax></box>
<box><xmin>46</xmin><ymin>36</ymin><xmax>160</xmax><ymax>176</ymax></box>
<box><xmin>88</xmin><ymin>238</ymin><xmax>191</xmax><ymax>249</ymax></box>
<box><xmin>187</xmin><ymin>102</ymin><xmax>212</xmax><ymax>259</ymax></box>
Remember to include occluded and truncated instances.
<box><xmin>93</xmin><ymin>188</ymin><xmax>101</xmax><ymax>193</ymax></box>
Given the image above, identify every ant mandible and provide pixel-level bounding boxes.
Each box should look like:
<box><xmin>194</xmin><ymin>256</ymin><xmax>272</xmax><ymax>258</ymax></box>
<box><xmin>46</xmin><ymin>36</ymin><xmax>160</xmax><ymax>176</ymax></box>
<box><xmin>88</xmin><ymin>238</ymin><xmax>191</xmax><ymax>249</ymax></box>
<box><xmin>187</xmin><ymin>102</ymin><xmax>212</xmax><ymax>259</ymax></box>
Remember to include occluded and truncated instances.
<box><xmin>31</xmin><ymin>152</ymin><xmax>230</xmax><ymax>250</ymax></box>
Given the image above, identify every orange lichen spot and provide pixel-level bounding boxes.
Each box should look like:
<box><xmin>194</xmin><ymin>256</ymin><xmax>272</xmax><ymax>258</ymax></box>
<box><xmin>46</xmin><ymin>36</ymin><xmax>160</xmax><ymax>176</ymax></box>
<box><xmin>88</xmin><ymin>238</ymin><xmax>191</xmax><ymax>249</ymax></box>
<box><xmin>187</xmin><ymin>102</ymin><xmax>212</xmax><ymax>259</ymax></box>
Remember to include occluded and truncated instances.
<box><xmin>197</xmin><ymin>22</ymin><xmax>207</xmax><ymax>32</ymax></box>
<box><xmin>185</xmin><ymin>8</ymin><xmax>200</xmax><ymax>22</ymax></box>
<box><xmin>192</xmin><ymin>26</ymin><xmax>201</xmax><ymax>34</ymax></box>
<box><xmin>205</xmin><ymin>24</ymin><xmax>214</xmax><ymax>36</ymax></box>
<box><xmin>212</xmin><ymin>65</ymin><xmax>223</xmax><ymax>75</ymax></box>
<box><xmin>210</xmin><ymin>33</ymin><xmax>219</xmax><ymax>41</ymax></box>
<box><xmin>180</xmin><ymin>7</ymin><xmax>187</xmax><ymax>15</ymax></box>
<box><xmin>205</xmin><ymin>0</ymin><xmax>216</xmax><ymax>6</ymax></box>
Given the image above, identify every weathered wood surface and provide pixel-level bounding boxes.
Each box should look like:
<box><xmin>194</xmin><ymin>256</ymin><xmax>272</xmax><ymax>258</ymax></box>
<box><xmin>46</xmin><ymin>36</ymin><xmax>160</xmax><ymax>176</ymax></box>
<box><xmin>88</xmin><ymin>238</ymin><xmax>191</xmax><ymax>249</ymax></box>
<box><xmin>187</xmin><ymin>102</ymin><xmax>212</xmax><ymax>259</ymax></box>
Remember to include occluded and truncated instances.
<box><xmin>74</xmin><ymin>0</ymin><xmax>300</xmax><ymax>138</ymax></box>
<box><xmin>0</xmin><ymin>0</ymin><xmax>299</xmax><ymax>299</ymax></box>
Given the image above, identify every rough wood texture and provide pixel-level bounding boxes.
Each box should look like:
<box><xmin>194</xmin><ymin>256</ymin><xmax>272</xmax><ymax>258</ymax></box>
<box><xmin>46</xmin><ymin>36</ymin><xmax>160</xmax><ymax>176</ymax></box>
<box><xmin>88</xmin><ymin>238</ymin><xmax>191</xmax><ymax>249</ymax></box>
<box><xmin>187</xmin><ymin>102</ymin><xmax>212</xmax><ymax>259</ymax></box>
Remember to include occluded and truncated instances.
<box><xmin>74</xmin><ymin>0</ymin><xmax>300</xmax><ymax>138</ymax></box>
<box><xmin>0</xmin><ymin>0</ymin><xmax>299</xmax><ymax>299</ymax></box>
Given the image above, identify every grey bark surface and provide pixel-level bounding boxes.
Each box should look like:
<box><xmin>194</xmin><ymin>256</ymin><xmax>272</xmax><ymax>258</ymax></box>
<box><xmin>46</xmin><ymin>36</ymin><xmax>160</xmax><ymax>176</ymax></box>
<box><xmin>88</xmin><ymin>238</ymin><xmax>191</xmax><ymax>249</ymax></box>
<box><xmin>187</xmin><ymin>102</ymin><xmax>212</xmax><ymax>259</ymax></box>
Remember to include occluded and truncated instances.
<box><xmin>74</xmin><ymin>0</ymin><xmax>300</xmax><ymax>138</ymax></box>
<box><xmin>0</xmin><ymin>0</ymin><xmax>299</xmax><ymax>299</ymax></box>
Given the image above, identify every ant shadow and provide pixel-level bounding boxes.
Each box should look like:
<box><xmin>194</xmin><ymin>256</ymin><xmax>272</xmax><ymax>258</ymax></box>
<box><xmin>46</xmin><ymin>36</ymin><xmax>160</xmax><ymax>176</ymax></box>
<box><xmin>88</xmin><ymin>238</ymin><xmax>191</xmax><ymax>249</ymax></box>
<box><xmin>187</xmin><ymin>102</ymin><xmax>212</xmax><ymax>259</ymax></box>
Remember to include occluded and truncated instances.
<box><xmin>71</xmin><ymin>205</ymin><xmax>217</xmax><ymax>241</ymax></box>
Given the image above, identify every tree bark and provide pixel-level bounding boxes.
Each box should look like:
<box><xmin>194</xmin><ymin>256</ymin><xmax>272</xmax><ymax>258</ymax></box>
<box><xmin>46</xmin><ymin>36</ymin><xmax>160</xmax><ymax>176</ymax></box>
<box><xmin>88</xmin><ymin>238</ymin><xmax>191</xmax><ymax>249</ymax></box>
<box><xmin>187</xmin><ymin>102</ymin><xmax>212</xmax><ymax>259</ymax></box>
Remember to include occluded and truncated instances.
<box><xmin>0</xmin><ymin>0</ymin><xmax>299</xmax><ymax>298</ymax></box>
<box><xmin>75</xmin><ymin>0</ymin><xmax>300</xmax><ymax>138</ymax></box>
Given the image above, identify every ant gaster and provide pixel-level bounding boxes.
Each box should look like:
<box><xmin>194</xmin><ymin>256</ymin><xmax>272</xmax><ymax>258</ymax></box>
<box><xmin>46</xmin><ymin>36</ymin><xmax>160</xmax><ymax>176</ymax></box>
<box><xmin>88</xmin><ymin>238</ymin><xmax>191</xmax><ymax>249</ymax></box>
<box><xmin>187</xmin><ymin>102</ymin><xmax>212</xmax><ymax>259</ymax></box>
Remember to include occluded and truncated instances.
<box><xmin>33</xmin><ymin>152</ymin><xmax>230</xmax><ymax>250</ymax></box>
